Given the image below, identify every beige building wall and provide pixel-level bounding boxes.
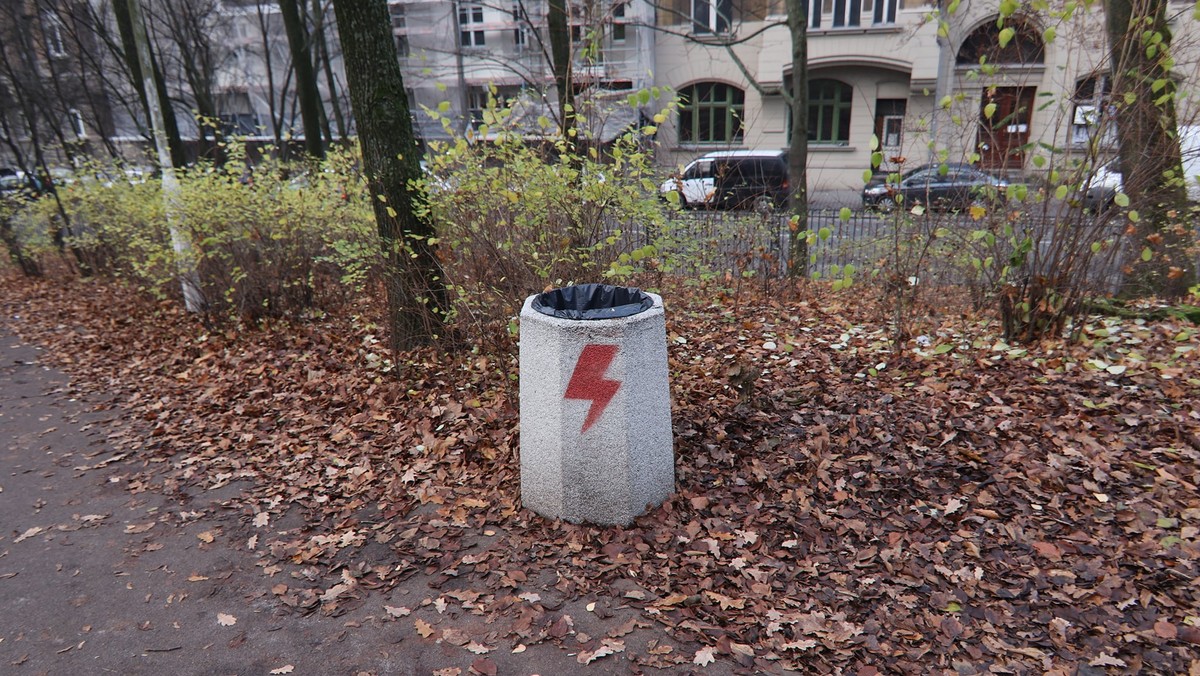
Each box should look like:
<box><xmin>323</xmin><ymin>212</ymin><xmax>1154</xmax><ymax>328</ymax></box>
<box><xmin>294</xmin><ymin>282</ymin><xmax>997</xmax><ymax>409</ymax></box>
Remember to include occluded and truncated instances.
<box><xmin>653</xmin><ymin>0</ymin><xmax>1200</xmax><ymax>196</ymax></box>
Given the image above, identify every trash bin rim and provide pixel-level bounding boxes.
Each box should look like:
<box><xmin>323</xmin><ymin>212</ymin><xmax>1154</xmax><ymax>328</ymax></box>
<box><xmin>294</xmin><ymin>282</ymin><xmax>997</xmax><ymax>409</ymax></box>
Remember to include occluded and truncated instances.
<box><xmin>529</xmin><ymin>283</ymin><xmax>655</xmax><ymax>321</ymax></box>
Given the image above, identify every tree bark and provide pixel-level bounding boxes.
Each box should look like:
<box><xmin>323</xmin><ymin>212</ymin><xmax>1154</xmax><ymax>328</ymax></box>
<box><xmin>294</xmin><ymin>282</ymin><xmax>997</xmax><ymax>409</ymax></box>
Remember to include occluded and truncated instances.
<box><xmin>785</xmin><ymin>0</ymin><xmax>808</xmax><ymax>278</ymax></box>
<box><xmin>312</xmin><ymin>0</ymin><xmax>348</xmax><ymax>141</ymax></box>
<box><xmin>1104</xmin><ymin>0</ymin><xmax>1196</xmax><ymax>297</ymax></box>
<box><xmin>280</xmin><ymin>0</ymin><xmax>326</xmax><ymax>158</ymax></box>
<box><xmin>331</xmin><ymin>0</ymin><xmax>446</xmax><ymax>351</ymax></box>
<box><xmin>547</xmin><ymin>0</ymin><xmax>575</xmax><ymax>147</ymax></box>
<box><xmin>113</xmin><ymin>0</ymin><xmax>188</xmax><ymax>168</ymax></box>
<box><xmin>151</xmin><ymin>0</ymin><xmax>226</xmax><ymax>163</ymax></box>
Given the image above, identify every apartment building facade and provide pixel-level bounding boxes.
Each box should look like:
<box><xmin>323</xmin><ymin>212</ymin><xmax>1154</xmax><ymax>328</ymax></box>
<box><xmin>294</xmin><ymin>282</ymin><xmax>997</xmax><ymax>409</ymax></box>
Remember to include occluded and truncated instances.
<box><xmin>5</xmin><ymin>0</ymin><xmax>1197</xmax><ymax>193</ymax></box>
<box><xmin>653</xmin><ymin>0</ymin><xmax>1200</xmax><ymax>192</ymax></box>
<box><xmin>388</xmin><ymin>0</ymin><xmax>657</xmax><ymax>142</ymax></box>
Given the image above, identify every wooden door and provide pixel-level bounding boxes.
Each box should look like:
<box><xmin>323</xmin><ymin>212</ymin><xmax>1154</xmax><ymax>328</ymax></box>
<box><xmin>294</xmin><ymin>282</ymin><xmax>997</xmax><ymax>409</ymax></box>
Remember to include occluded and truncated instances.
<box><xmin>978</xmin><ymin>87</ymin><xmax>1034</xmax><ymax>170</ymax></box>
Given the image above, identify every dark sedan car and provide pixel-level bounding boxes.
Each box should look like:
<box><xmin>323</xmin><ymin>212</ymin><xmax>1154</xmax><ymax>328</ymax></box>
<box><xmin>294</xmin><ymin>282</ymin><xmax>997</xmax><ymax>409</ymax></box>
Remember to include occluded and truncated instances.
<box><xmin>862</xmin><ymin>163</ymin><xmax>1007</xmax><ymax>212</ymax></box>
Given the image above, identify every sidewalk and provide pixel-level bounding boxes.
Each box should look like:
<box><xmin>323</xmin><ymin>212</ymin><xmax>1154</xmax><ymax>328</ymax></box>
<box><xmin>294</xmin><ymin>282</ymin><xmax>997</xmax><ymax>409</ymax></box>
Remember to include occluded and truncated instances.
<box><xmin>0</xmin><ymin>327</ymin><xmax>701</xmax><ymax>676</ymax></box>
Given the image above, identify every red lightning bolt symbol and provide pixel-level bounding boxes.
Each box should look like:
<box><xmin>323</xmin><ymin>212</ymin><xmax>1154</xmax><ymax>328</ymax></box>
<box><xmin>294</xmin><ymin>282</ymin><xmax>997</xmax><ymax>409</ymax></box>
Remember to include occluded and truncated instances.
<box><xmin>564</xmin><ymin>344</ymin><xmax>621</xmax><ymax>433</ymax></box>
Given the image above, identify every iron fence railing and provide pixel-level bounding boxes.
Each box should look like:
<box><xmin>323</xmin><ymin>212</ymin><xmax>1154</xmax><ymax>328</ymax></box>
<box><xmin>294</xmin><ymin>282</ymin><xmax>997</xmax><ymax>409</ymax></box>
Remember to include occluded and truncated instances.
<box><xmin>606</xmin><ymin>207</ymin><xmax>1168</xmax><ymax>291</ymax></box>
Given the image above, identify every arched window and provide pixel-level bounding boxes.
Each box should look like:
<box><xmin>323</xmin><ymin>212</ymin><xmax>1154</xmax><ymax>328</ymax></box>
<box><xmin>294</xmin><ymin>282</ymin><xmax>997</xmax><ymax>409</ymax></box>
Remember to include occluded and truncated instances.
<box><xmin>678</xmin><ymin>82</ymin><xmax>745</xmax><ymax>144</ymax></box>
<box><xmin>957</xmin><ymin>18</ymin><xmax>1045</xmax><ymax>65</ymax></box>
<box><xmin>808</xmin><ymin>79</ymin><xmax>853</xmax><ymax>145</ymax></box>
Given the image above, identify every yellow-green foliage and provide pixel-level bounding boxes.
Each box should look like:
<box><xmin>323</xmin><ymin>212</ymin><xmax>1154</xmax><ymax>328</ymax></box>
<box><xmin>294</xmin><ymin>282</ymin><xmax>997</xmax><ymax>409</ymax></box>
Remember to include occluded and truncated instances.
<box><xmin>43</xmin><ymin>146</ymin><xmax>378</xmax><ymax>321</ymax></box>
<box><xmin>50</xmin><ymin>168</ymin><xmax>168</xmax><ymax>284</ymax></box>
<box><xmin>421</xmin><ymin>89</ymin><xmax>677</xmax><ymax>326</ymax></box>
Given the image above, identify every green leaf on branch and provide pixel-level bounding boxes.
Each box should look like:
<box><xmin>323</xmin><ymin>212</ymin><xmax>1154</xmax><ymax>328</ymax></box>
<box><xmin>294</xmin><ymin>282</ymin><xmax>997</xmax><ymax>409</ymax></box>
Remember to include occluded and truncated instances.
<box><xmin>1114</xmin><ymin>193</ymin><xmax>1130</xmax><ymax>207</ymax></box>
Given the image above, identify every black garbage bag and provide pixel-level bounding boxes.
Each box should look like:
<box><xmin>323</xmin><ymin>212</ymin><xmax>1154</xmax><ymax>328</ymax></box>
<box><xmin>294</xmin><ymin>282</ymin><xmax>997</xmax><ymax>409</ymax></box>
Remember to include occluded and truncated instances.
<box><xmin>531</xmin><ymin>283</ymin><xmax>653</xmax><ymax>320</ymax></box>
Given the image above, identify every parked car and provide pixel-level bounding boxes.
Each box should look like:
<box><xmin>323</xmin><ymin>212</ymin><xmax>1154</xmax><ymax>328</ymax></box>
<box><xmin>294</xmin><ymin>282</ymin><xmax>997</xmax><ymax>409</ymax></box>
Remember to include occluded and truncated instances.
<box><xmin>660</xmin><ymin>150</ymin><xmax>790</xmax><ymax>210</ymax></box>
<box><xmin>0</xmin><ymin>171</ymin><xmax>46</xmax><ymax>202</ymax></box>
<box><xmin>862</xmin><ymin>162</ymin><xmax>1007</xmax><ymax>212</ymax></box>
<box><xmin>1083</xmin><ymin>126</ymin><xmax>1200</xmax><ymax>211</ymax></box>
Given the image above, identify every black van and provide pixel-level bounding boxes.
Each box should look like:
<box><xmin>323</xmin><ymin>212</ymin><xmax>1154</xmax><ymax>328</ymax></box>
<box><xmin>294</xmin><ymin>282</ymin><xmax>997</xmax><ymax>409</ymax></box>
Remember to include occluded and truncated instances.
<box><xmin>712</xmin><ymin>150</ymin><xmax>790</xmax><ymax>210</ymax></box>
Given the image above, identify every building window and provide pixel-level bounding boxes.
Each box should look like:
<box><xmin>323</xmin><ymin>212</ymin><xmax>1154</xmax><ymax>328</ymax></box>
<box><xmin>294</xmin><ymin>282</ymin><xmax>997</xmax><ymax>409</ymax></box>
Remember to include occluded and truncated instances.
<box><xmin>44</xmin><ymin>14</ymin><xmax>67</xmax><ymax>58</ymax></box>
<box><xmin>612</xmin><ymin>1</ymin><xmax>627</xmax><ymax>42</ymax></box>
<box><xmin>69</xmin><ymin>108</ymin><xmax>86</xmax><ymax>138</ymax></box>
<box><xmin>1072</xmin><ymin>74</ymin><xmax>1115</xmax><ymax>147</ymax></box>
<box><xmin>217</xmin><ymin>91</ymin><xmax>259</xmax><ymax>136</ymax></box>
<box><xmin>390</xmin><ymin>3</ymin><xmax>410</xmax><ymax>56</ymax></box>
<box><xmin>220</xmin><ymin>113</ymin><xmax>260</xmax><ymax>136</ymax></box>
<box><xmin>512</xmin><ymin>3</ymin><xmax>528</xmax><ymax>47</ymax></box>
<box><xmin>692</xmin><ymin>0</ymin><xmax>732</xmax><ymax>34</ymax></box>
<box><xmin>808</xmin><ymin>79</ymin><xmax>853</xmax><ymax>145</ymax></box>
<box><xmin>678</xmin><ymin>82</ymin><xmax>744</xmax><ymax>144</ymax></box>
<box><xmin>459</xmin><ymin>3</ymin><xmax>485</xmax><ymax>47</ymax></box>
<box><xmin>957</xmin><ymin>16</ymin><xmax>1045</xmax><ymax>65</ymax></box>
<box><xmin>808</xmin><ymin>0</ymin><xmax>897</xmax><ymax>28</ymax></box>
<box><xmin>466</xmin><ymin>87</ymin><xmax>489</xmax><ymax>125</ymax></box>
<box><xmin>389</xmin><ymin>3</ymin><xmax>406</xmax><ymax>29</ymax></box>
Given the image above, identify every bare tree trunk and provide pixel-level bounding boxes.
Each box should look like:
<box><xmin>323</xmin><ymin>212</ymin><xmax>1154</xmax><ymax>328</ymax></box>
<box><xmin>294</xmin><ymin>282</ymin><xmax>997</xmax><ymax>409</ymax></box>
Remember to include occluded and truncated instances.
<box><xmin>253</xmin><ymin>2</ymin><xmax>285</xmax><ymax>149</ymax></box>
<box><xmin>547</xmin><ymin>0</ymin><xmax>575</xmax><ymax>147</ymax></box>
<box><xmin>1104</xmin><ymin>0</ymin><xmax>1195</xmax><ymax>297</ymax></box>
<box><xmin>312</xmin><ymin>0</ymin><xmax>347</xmax><ymax>141</ymax></box>
<box><xmin>331</xmin><ymin>0</ymin><xmax>446</xmax><ymax>351</ymax></box>
<box><xmin>785</xmin><ymin>0</ymin><xmax>808</xmax><ymax>279</ymax></box>
<box><xmin>113</xmin><ymin>0</ymin><xmax>188</xmax><ymax>167</ymax></box>
<box><xmin>280</xmin><ymin>0</ymin><xmax>326</xmax><ymax>159</ymax></box>
<box><xmin>127</xmin><ymin>0</ymin><xmax>205</xmax><ymax>313</ymax></box>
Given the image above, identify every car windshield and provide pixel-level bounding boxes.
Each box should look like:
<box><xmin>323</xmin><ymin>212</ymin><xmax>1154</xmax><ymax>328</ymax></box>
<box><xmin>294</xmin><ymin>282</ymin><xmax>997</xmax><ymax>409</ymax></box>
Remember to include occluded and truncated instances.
<box><xmin>683</xmin><ymin>160</ymin><xmax>713</xmax><ymax>180</ymax></box>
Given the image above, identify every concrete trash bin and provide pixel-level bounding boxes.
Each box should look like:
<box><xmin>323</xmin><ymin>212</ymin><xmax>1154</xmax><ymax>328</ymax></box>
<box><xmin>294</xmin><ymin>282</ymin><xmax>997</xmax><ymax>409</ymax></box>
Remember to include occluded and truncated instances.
<box><xmin>519</xmin><ymin>283</ymin><xmax>674</xmax><ymax>526</ymax></box>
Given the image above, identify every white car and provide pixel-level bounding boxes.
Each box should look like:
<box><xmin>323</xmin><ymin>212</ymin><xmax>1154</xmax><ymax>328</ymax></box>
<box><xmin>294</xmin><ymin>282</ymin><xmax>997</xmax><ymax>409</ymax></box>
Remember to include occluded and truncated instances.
<box><xmin>659</xmin><ymin>155</ymin><xmax>718</xmax><ymax>208</ymax></box>
<box><xmin>659</xmin><ymin>150</ymin><xmax>790</xmax><ymax>210</ymax></box>
<box><xmin>1084</xmin><ymin>125</ymin><xmax>1200</xmax><ymax>210</ymax></box>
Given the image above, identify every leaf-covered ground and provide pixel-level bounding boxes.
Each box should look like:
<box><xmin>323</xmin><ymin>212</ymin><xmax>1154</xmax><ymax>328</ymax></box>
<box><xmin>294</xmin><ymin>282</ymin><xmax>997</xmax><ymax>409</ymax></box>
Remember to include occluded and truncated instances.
<box><xmin>2</xmin><ymin>274</ymin><xmax>1199</xmax><ymax>674</ymax></box>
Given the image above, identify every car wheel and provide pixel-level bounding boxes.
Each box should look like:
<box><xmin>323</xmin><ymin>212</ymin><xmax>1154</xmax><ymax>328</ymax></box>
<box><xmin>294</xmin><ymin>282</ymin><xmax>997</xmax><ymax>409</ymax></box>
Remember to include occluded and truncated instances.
<box><xmin>752</xmin><ymin>195</ymin><xmax>774</xmax><ymax>214</ymax></box>
<box><xmin>876</xmin><ymin>196</ymin><xmax>896</xmax><ymax>213</ymax></box>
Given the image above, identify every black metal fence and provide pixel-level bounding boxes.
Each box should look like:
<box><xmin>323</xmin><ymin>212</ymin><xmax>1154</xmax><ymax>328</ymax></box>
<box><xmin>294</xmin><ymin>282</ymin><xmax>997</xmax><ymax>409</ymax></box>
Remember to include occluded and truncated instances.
<box><xmin>615</xmin><ymin>207</ymin><xmax>1148</xmax><ymax>292</ymax></box>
